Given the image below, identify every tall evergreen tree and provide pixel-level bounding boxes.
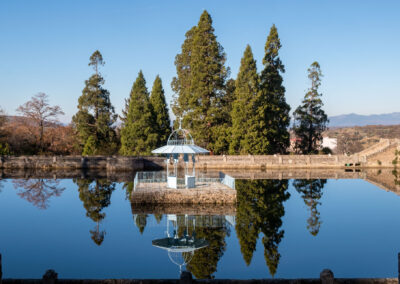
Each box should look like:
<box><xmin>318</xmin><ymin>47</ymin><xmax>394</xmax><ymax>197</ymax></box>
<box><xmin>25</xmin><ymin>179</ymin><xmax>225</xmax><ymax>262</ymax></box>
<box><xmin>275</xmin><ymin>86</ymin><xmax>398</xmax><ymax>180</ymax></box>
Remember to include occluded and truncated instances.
<box><xmin>230</xmin><ymin>45</ymin><xmax>260</xmax><ymax>154</ymax></box>
<box><xmin>293</xmin><ymin>62</ymin><xmax>329</xmax><ymax>154</ymax></box>
<box><xmin>255</xmin><ymin>25</ymin><xmax>291</xmax><ymax>154</ymax></box>
<box><xmin>171</xmin><ymin>26</ymin><xmax>196</xmax><ymax>120</ymax></box>
<box><xmin>120</xmin><ymin>71</ymin><xmax>157</xmax><ymax>155</ymax></box>
<box><xmin>171</xmin><ymin>10</ymin><xmax>229</xmax><ymax>153</ymax></box>
<box><xmin>150</xmin><ymin>75</ymin><xmax>171</xmax><ymax>147</ymax></box>
<box><xmin>72</xmin><ymin>50</ymin><xmax>118</xmax><ymax>155</ymax></box>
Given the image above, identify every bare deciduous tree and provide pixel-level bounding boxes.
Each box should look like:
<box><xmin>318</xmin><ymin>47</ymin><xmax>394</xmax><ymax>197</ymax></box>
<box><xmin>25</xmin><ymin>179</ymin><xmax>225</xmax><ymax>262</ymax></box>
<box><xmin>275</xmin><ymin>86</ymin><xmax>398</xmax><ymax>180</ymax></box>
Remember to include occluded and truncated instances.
<box><xmin>16</xmin><ymin>93</ymin><xmax>64</xmax><ymax>152</ymax></box>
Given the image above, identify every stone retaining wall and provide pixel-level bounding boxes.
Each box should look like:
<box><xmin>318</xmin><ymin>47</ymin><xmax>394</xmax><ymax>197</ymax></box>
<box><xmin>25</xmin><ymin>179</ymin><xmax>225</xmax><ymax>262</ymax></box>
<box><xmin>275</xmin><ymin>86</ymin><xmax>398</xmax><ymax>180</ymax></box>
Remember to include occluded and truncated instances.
<box><xmin>0</xmin><ymin>156</ymin><xmax>165</xmax><ymax>171</ymax></box>
<box><xmin>0</xmin><ymin>153</ymin><xmax>395</xmax><ymax>171</ymax></box>
<box><xmin>195</xmin><ymin>154</ymin><xmax>360</xmax><ymax>169</ymax></box>
<box><xmin>0</xmin><ymin>154</ymin><xmax>363</xmax><ymax>171</ymax></box>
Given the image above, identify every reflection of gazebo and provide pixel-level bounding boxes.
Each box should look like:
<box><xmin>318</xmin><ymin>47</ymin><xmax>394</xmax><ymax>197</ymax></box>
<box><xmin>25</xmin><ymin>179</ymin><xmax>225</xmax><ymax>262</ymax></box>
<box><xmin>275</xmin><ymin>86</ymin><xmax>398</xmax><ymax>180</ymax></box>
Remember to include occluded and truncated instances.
<box><xmin>152</xmin><ymin>215</ymin><xmax>208</xmax><ymax>274</ymax></box>
<box><xmin>152</xmin><ymin>121</ymin><xmax>209</xmax><ymax>189</ymax></box>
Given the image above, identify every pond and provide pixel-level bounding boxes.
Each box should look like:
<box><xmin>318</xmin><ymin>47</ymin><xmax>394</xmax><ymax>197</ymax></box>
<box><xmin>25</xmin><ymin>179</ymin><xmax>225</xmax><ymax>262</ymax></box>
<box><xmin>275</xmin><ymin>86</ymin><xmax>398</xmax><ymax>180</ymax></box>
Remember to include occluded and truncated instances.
<box><xmin>1</xmin><ymin>169</ymin><xmax>400</xmax><ymax>279</ymax></box>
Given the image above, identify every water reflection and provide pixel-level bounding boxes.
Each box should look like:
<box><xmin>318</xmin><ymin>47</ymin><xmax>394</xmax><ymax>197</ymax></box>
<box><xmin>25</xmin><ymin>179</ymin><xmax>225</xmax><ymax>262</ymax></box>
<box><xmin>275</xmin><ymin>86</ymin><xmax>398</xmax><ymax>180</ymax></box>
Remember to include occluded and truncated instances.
<box><xmin>132</xmin><ymin>200</ymin><xmax>234</xmax><ymax>279</ymax></box>
<box><xmin>12</xmin><ymin>179</ymin><xmax>65</xmax><ymax>209</ymax></box>
<box><xmin>392</xmin><ymin>169</ymin><xmax>400</xmax><ymax>186</ymax></box>
<box><xmin>152</xmin><ymin>215</ymin><xmax>209</xmax><ymax>275</ymax></box>
<box><xmin>74</xmin><ymin>178</ymin><xmax>116</xmax><ymax>245</ymax></box>
<box><xmin>235</xmin><ymin>179</ymin><xmax>290</xmax><ymax>276</ymax></box>
<box><xmin>293</xmin><ymin>179</ymin><xmax>327</xmax><ymax>236</ymax></box>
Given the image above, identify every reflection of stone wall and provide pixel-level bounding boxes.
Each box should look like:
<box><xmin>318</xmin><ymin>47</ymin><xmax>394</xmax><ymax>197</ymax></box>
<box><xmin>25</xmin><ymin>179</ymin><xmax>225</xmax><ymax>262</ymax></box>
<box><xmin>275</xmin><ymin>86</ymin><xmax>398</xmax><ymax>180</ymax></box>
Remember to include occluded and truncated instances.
<box><xmin>131</xmin><ymin>203</ymin><xmax>236</xmax><ymax>216</ymax></box>
<box><xmin>131</xmin><ymin>186</ymin><xmax>236</xmax><ymax>204</ymax></box>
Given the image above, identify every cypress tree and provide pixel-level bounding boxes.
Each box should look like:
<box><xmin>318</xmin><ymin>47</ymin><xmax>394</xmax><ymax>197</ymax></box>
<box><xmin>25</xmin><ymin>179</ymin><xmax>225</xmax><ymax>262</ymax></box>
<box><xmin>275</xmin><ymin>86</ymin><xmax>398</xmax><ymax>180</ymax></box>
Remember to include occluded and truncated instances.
<box><xmin>120</xmin><ymin>71</ymin><xmax>157</xmax><ymax>155</ymax></box>
<box><xmin>72</xmin><ymin>50</ymin><xmax>118</xmax><ymax>155</ymax></box>
<box><xmin>172</xmin><ymin>11</ymin><xmax>229</xmax><ymax>152</ymax></box>
<box><xmin>293</xmin><ymin>62</ymin><xmax>328</xmax><ymax>154</ymax></box>
<box><xmin>256</xmin><ymin>25</ymin><xmax>291</xmax><ymax>154</ymax></box>
<box><xmin>171</xmin><ymin>26</ymin><xmax>196</xmax><ymax>120</ymax></box>
<box><xmin>150</xmin><ymin>75</ymin><xmax>171</xmax><ymax>147</ymax></box>
<box><xmin>230</xmin><ymin>45</ymin><xmax>260</xmax><ymax>154</ymax></box>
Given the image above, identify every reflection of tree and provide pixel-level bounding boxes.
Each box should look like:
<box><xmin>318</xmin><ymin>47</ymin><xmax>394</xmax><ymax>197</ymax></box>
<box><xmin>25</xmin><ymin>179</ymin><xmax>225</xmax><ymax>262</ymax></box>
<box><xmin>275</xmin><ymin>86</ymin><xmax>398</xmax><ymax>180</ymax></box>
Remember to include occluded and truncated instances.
<box><xmin>169</xmin><ymin>215</ymin><xmax>229</xmax><ymax>279</ymax></box>
<box><xmin>235</xmin><ymin>180</ymin><xmax>290</xmax><ymax>277</ymax></box>
<box><xmin>74</xmin><ymin>178</ymin><xmax>115</xmax><ymax>246</ymax></box>
<box><xmin>293</xmin><ymin>179</ymin><xmax>327</xmax><ymax>236</ymax></box>
<box><xmin>13</xmin><ymin>179</ymin><xmax>65</xmax><ymax>209</ymax></box>
<box><xmin>186</xmin><ymin>226</ymin><xmax>229</xmax><ymax>279</ymax></box>
<box><xmin>123</xmin><ymin>181</ymin><xmax>133</xmax><ymax>200</ymax></box>
<box><xmin>154</xmin><ymin>214</ymin><xmax>163</xmax><ymax>224</ymax></box>
<box><xmin>135</xmin><ymin>214</ymin><xmax>148</xmax><ymax>234</ymax></box>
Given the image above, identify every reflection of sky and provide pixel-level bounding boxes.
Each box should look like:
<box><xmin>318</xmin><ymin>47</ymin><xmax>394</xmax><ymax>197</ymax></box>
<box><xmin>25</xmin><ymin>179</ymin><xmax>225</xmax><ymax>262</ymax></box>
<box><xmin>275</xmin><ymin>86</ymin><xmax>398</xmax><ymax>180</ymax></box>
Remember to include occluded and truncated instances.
<box><xmin>1</xmin><ymin>178</ymin><xmax>400</xmax><ymax>279</ymax></box>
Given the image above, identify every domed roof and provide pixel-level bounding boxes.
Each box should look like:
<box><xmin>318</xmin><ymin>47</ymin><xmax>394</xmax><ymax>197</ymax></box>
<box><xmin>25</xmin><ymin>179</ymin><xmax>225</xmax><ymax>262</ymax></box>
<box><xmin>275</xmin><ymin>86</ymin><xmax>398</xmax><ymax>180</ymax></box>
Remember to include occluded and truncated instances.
<box><xmin>152</xmin><ymin>123</ymin><xmax>209</xmax><ymax>155</ymax></box>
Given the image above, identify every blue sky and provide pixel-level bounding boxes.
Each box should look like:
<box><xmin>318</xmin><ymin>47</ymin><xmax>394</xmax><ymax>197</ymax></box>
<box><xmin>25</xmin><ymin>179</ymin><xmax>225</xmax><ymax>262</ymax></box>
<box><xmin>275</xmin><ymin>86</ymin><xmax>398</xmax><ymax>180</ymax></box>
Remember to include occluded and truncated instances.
<box><xmin>1</xmin><ymin>0</ymin><xmax>399</xmax><ymax>123</ymax></box>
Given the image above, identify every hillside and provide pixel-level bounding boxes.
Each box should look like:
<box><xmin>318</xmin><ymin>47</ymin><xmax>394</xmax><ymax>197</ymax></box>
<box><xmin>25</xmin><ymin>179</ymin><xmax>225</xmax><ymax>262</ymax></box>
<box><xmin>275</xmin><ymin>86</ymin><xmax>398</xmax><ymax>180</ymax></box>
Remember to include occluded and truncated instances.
<box><xmin>325</xmin><ymin>124</ymin><xmax>400</xmax><ymax>153</ymax></box>
<box><xmin>329</xmin><ymin>112</ymin><xmax>400</xmax><ymax>127</ymax></box>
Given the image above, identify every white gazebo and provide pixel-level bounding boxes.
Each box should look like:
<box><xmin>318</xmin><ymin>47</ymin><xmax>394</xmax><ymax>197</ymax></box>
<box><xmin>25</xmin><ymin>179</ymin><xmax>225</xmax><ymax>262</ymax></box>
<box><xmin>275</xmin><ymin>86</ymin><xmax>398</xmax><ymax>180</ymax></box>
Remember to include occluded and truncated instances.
<box><xmin>152</xmin><ymin>121</ymin><xmax>209</xmax><ymax>189</ymax></box>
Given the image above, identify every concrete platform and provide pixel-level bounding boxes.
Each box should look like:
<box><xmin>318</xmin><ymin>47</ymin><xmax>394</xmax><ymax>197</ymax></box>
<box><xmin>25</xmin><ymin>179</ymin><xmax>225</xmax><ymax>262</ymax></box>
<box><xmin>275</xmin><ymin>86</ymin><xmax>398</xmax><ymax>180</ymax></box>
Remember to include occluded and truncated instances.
<box><xmin>131</xmin><ymin>182</ymin><xmax>236</xmax><ymax>204</ymax></box>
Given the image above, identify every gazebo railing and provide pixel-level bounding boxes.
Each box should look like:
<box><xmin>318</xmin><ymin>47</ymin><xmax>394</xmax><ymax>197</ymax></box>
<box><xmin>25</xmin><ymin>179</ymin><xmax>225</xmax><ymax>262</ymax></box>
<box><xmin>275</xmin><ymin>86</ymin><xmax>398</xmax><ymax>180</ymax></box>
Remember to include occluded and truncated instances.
<box><xmin>167</xmin><ymin>139</ymin><xmax>194</xmax><ymax>146</ymax></box>
<box><xmin>134</xmin><ymin>171</ymin><xmax>235</xmax><ymax>191</ymax></box>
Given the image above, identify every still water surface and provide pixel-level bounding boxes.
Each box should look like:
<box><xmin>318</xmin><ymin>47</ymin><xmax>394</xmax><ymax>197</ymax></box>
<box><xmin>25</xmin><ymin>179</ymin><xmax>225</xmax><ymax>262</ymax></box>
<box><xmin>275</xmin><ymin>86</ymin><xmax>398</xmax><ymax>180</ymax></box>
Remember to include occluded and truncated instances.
<box><xmin>1</xmin><ymin>174</ymin><xmax>400</xmax><ymax>279</ymax></box>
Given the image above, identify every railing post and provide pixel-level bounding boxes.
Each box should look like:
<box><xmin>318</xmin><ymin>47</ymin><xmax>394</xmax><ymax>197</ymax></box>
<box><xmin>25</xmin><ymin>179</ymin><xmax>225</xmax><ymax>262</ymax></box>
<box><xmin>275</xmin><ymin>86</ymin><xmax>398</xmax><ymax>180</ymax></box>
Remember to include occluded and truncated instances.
<box><xmin>42</xmin><ymin>269</ymin><xmax>57</xmax><ymax>284</ymax></box>
<box><xmin>320</xmin><ymin>269</ymin><xmax>334</xmax><ymax>284</ymax></box>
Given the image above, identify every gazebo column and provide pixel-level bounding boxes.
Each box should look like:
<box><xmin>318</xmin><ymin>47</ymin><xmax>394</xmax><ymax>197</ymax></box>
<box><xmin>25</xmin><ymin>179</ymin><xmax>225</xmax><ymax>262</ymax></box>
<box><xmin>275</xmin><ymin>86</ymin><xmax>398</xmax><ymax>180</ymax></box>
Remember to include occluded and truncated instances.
<box><xmin>192</xmin><ymin>154</ymin><xmax>195</xmax><ymax>176</ymax></box>
<box><xmin>184</xmin><ymin>154</ymin><xmax>195</xmax><ymax>189</ymax></box>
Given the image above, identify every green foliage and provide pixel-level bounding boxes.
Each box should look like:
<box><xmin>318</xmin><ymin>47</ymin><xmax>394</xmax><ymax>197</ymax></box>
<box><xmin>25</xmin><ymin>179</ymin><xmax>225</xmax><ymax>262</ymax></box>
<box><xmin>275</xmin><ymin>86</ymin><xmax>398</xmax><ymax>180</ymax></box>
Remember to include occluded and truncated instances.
<box><xmin>235</xmin><ymin>179</ymin><xmax>290</xmax><ymax>276</ymax></box>
<box><xmin>72</xmin><ymin>50</ymin><xmax>118</xmax><ymax>155</ymax></box>
<box><xmin>150</xmin><ymin>75</ymin><xmax>172</xmax><ymax>147</ymax></box>
<box><xmin>293</xmin><ymin>179</ymin><xmax>327</xmax><ymax>236</ymax></box>
<box><xmin>82</xmin><ymin>135</ymin><xmax>97</xmax><ymax>156</ymax></box>
<box><xmin>252</xmin><ymin>25</ymin><xmax>291</xmax><ymax>154</ymax></box>
<box><xmin>392</xmin><ymin>149</ymin><xmax>399</xmax><ymax>166</ymax></box>
<box><xmin>0</xmin><ymin>142</ymin><xmax>11</xmax><ymax>155</ymax></box>
<box><xmin>172</xmin><ymin>10</ymin><xmax>230</xmax><ymax>153</ymax></box>
<box><xmin>120</xmin><ymin>71</ymin><xmax>158</xmax><ymax>155</ymax></box>
<box><xmin>293</xmin><ymin>62</ymin><xmax>328</xmax><ymax>154</ymax></box>
<box><xmin>230</xmin><ymin>45</ymin><xmax>260</xmax><ymax>154</ymax></box>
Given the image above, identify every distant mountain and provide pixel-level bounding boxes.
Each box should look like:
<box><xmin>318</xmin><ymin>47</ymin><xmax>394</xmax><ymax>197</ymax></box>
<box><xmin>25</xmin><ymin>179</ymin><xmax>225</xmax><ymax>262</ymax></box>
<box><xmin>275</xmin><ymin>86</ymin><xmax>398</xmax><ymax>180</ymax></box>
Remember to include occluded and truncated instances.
<box><xmin>328</xmin><ymin>112</ymin><xmax>400</xmax><ymax>127</ymax></box>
